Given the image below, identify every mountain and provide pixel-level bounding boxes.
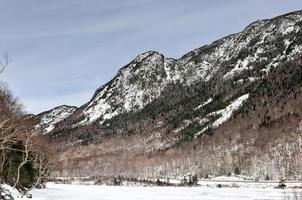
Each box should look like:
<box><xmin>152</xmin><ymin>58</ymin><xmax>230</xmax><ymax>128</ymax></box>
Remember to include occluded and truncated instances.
<box><xmin>35</xmin><ymin>105</ymin><xmax>77</xmax><ymax>133</ymax></box>
<box><xmin>37</xmin><ymin>10</ymin><xmax>302</xmax><ymax>180</ymax></box>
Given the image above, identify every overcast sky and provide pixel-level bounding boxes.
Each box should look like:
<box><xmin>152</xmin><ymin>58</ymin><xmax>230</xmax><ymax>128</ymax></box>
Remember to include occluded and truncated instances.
<box><xmin>0</xmin><ymin>0</ymin><xmax>302</xmax><ymax>114</ymax></box>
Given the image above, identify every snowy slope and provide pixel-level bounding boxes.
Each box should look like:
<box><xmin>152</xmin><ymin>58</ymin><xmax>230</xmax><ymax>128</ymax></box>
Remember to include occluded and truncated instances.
<box><xmin>36</xmin><ymin>105</ymin><xmax>77</xmax><ymax>133</ymax></box>
<box><xmin>195</xmin><ymin>94</ymin><xmax>250</xmax><ymax>137</ymax></box>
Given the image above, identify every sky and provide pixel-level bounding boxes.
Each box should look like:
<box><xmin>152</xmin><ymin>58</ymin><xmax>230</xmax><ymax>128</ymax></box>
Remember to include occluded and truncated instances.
<box><xmin>0</xmin><ymin>0</ymin><xmax>302</xmax><ymax>114</ymax></box>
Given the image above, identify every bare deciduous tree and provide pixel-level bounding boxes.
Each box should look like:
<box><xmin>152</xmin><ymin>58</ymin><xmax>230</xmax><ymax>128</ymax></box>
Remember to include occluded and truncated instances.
<box><xmin>0</xmin><ymin>56</ymin><xmax>50</xmax><ymax>190</ymax></box>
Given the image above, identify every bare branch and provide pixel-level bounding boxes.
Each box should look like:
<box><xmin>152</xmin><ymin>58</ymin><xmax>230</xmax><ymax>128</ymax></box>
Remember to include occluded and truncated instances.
<box><xmin>0</xmin><ymin>53</ymin><xmax>10</xmax><ymax>74</ymax></box>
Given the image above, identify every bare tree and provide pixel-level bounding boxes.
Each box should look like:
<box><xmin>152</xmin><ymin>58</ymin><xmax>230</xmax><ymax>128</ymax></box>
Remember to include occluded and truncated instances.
<box><xmin>0</xmin><ymin>56</ymin><xmax>49</xmax><ymax>190</ymax></box>
<box><xmin>13</xmin><ymin>130</ymin><xmax>34</xmax><ymax>188</ymax></box>
<box><xmin>31</xmin><ymin>135</ymin><xmax>52</xmax><ymax>188</ymax></box>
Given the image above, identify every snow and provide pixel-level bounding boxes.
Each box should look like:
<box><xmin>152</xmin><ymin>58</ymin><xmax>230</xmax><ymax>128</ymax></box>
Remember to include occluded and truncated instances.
<box><xmin>38</xmin><ymin>106</ymin><xmax>76</xmax><ymax>133</ymax></box>
<box><xmin>26</xmin><ymin>183</ymin><xmax>299</xmax><ymax>200</ymax></box>
<box><xmin>211</xmin><ymin>176</ymin><xmax>245</xmax><ymax>181</ymax></box>
<box><xmin>284</xmin><ymin>39</ymin><xmax>291</xmax><ymax>47</ymax></box>
<box><xmin>79</xmin><ymin>85</ymin><xmax>118</xmax><ymax>125</ymax></box>
<box><xmin>0</xmin><ymin>183</ymin><xmax>20</xmax><ymax>198</ymax></box>
<box><xmin>77</xmin><ymin>51</ymin><xmax>168</xmax><ymax>126</ymax></box>
<box><xmin>45</xmin><ymin>126</ymin><xmax>54</xmax><ymax>133</ymax></box>
<box><xmin>223</xmin><ymin>57</ymin><xmax>253</xmax><ymax>79</ymax></box>
<box><xmin>282</xmin><ymin>24</ymin><xmax>295</xmax><ymax>35</ymax></box>
<box><xmin>221</xmin><ymin>15</ymin><xmax>302</xmax><ymax>81</ymax></box>
<box><xmin>234</xmin><ymin>77</ymin><xmax>258</xmax><ymax>84</ymax></box>
<box><xmin>211</xmin><ymin>94</ymin><xmax>249</xmax><ymax>127</ymax></box>
<box><xmin>134</xmin><ymin>51</ymin><xmax>159</xmax><ymax>63</ymax></box>
<box><xmin>196</xmin><ymin>94</ymin><xmax>249</xmax><ymax>136</ymax></box>
<box><xmin>289</xmin><ymin>45</ymin><xmax>302</xmax><ymax>57</ymax></box>
<box><xmin>194</xmin><ymin>98</ymin><xmax>213</xmax><ymax>110</ymax></box>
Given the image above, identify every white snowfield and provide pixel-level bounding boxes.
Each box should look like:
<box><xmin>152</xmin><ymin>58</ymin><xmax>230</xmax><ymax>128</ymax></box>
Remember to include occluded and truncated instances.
<box><xmin>22</xmin><ymin>183</ymin><xmax>300</xmax><ymax>200</ymax></box>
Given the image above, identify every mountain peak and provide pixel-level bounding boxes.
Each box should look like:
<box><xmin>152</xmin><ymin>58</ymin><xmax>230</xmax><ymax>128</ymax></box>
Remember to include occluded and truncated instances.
<box><xmin>134</xmin><ymin>51</ymin><xmax>164</xmax><ymax>63</ymax></box>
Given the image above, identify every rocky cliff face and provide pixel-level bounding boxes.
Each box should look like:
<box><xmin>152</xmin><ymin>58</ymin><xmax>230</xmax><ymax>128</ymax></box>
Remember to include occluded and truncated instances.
<box><xmin>37</xmin><ymin>10</ymin><xmax>302</xmax><ymax>180</ymax></box>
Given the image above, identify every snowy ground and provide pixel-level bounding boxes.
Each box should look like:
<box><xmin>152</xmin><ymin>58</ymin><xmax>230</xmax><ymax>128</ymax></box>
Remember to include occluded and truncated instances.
<box><xmin>26</xmin><ymin>183</ymin><xmax>301</xmax><ymax>200</ymax></box>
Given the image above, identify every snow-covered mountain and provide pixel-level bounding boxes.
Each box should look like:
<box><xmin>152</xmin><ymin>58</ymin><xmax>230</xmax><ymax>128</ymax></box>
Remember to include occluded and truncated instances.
<box><xmin>37</xmin><ymin>10</ymin><xmax>302</xmax><ymax>180</ymax></box>
<box><xmin>35</xmin><ymin>105</ymin><xmax>77</xmax><ymax>133</ymax></box>
<box><xmin>41</xmin><ymin>10</ymin><xmax>301</xmax><ymax>133</ymax></box>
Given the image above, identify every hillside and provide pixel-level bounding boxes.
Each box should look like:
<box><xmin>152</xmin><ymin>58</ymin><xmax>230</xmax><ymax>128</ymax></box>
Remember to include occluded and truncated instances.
<box><xmin>35</xmin><ymin>105</ymin><xmax>77</xmax><ymax>133</ymax></box>
<box><xmin>37</xmin><ymin>10</ymin><xmax>302</xmax><ymax>180</ymax></box>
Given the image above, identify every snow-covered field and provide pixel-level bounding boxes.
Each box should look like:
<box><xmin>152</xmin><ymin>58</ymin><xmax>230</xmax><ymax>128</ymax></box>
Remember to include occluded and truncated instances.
<box><xmin>26</xmin><ymin>183</ymin><xmax>300</xmax><ymax>200</ymax></box>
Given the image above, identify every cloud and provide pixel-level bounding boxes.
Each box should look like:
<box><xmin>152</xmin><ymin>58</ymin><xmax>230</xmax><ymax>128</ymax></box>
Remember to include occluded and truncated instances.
<box><xmin>0</xmin><ymin>0</ymin><xmax>302</xmax><ymax>114</ymax></box>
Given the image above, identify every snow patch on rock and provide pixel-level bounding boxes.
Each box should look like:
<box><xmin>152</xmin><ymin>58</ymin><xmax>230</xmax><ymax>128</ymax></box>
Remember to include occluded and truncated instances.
<box><xmin>194</xmin><ymin>98</ymin><xmax>213</xmax><ymax>110</ymax></box>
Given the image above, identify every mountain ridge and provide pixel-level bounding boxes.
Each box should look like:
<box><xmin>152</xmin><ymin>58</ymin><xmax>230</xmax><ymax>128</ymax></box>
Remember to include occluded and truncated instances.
<box><xmin>39</xmin><ymin>9</ymin><xmax>302</xmax><ymax>131</ymax></box>
<box><xmin>46</xmin><ymin>9</ymin><xmax>302</xmax><ymax>132</ymax></box>
<box><xmin>36</xmin><ymin>10</ymin><xmax>302</xmax><ymax>180</ymax></box>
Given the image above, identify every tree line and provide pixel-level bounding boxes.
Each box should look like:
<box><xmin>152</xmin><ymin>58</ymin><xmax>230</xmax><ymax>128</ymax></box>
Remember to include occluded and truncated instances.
<box><xmin>0</xmin><ymin>56</ymin><xmax>50</xmax><ymax>192</ymax></box>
